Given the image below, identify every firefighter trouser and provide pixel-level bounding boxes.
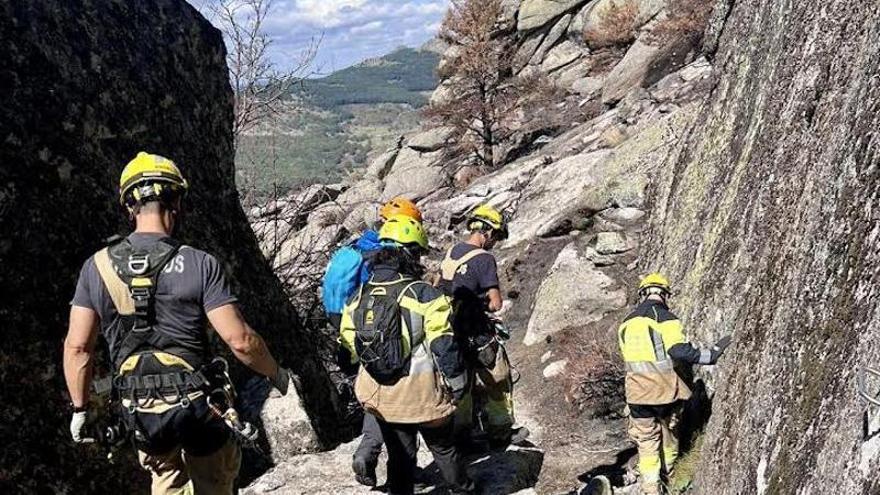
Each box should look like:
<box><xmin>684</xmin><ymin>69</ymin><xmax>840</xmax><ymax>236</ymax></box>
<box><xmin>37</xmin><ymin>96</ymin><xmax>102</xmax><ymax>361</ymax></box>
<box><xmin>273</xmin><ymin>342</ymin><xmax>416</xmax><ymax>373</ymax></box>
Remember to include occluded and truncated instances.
<box><xmin>376</xmin><ymin>417</ymin><xmax>474</xmax><ymax>495</ymax></box>
<box><xmin>455</xmin><ymin>343</ymin><xmax>515</xmax><ymax>441</ymax></box>
<box><xmin>627</xmin><ymin>404</ymin><xmax>681</xmax><ymax>493</ymax></box>
<box><xmin>354</xmin><ymin>411</ymin><xmax>384</xmax><ymax>467</ymax></box>
<box><xmin>137</xmin><ymin>437</ymin><xmax>241</xmax><ymax>495</ymax></box>
<box><xmin>124</xmin><ymin>392</ymin><xmax>241</xmax><ymax>495</ymax></box>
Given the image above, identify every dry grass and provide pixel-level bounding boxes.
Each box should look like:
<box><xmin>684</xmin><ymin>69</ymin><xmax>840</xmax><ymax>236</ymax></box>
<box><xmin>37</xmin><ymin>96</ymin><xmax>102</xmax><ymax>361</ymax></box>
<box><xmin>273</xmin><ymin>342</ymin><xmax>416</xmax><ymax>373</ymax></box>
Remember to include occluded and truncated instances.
<box><xmin>647</xmin><ymin>0</ymin><xmax>714</xmax><ymax>47</ymax></box>
<box><xmin>583</xmin><ymin>0</ymin><xmax>641</xmax><ymax>49</ymax></box>
<box><xmin>559</xmin><ymin>330</ymin><xmax>626</xmax><ymax>418</ymax></box>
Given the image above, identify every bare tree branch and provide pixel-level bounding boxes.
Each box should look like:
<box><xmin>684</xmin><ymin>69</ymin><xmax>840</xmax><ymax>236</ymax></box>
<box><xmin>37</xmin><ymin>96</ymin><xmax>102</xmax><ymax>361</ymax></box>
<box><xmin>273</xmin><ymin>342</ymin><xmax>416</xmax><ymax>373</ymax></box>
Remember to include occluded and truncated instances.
<box><xmin>208</xmin><ymin>0</ymin><xmax>321</xmax><ymax>140</ymax></box>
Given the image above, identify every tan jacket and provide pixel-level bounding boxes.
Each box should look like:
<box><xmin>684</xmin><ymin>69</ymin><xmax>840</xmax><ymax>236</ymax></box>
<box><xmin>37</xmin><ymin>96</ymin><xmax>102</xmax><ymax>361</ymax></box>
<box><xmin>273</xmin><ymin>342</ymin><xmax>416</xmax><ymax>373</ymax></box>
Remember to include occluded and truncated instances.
<box><xmin>340</xmin><ymin>269</ymin><xmax>465</xmax><ymax>424</ymax></box>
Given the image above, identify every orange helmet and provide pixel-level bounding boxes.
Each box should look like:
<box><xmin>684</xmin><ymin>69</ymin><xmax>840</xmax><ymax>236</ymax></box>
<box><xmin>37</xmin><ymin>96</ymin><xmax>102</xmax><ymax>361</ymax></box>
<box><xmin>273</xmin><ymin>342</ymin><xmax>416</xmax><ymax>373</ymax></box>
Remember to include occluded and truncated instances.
<box><xmin>380</xmin><ymin>196</ymin><xmax>423</xmax><ymax>222</ymax></box>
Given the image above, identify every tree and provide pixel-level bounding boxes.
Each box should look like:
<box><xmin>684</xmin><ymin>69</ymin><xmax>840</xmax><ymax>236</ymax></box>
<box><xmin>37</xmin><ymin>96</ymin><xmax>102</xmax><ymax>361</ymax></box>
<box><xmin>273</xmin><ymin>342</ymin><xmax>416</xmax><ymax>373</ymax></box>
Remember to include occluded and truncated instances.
<box><xmin>424</xmin><ymin>0</ymin><xmax>520</xmax><ymax>168</ymax></box>
<box><xmin>205</xmin><ymin>0</ymin><xmax>321</xmax><ymax>205</ymax></box>
<box><xmin>208</xmin><ymin>0</ymin><xmax>319</xmax><ymax>139</ymax></box>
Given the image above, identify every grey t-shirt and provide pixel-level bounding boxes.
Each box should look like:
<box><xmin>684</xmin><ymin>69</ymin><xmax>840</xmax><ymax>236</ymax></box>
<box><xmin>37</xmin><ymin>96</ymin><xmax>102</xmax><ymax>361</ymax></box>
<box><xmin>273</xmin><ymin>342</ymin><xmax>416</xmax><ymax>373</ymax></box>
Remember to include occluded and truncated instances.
<box><xmin>449</xmin><ymin>242</ymin><xmax>500</xmax><ymax>297</ymax></box>
<box><xmin>71</xmin><ymin>233</ymin><xmax>237</xmax><ymax>363</ymax></box>
<box><xmin>448</xmin><ymin>243</ymin><xmax>499</xmax><ymax>338</ymax></box>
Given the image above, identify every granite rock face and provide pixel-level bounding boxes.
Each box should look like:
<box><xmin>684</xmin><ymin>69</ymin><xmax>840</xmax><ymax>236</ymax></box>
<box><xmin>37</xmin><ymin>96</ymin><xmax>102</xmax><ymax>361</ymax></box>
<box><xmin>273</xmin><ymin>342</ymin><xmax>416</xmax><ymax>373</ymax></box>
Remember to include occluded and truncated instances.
<box><xmin>643</xmin><ymin>0</ymin><xmax>880</xmax><ymax>492</ymax></box>
<box><xmin>0</xmin><ymin>1</ymin><xmax>341</xmax><ymax>491</ymax></box>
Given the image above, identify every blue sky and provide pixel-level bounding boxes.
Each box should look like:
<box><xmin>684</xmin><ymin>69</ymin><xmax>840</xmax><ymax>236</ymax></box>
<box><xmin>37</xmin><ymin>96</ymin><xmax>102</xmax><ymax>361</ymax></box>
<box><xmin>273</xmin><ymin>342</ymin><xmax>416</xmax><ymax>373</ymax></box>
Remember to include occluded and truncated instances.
<box><xmin>194</xmin><ymin>0</ymin><xmax>450</xmax><ymax>74</ymax></box>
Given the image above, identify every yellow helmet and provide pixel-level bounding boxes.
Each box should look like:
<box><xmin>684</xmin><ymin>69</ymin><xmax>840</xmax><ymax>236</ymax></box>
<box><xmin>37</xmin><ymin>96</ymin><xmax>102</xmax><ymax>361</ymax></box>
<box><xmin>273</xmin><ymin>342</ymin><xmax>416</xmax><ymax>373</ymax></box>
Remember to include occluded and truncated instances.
<box><xmin>468</xmin><ymin>204</ymin><xmax>507</xmax><ymax>238</ymax></box>
<box><xmin>639</xmin><ymin>273</ymin><xmax>671</xmax><ymax>294</ymax></box>
<box><xmin>379</xmin><ymin>214</ymin><xmax>429</xmax><ymax>249</ymax></box>
<box><xmin>119</xmin><ymin>152</ymin><xmax>189</xmax><ymax>210</ymax></box>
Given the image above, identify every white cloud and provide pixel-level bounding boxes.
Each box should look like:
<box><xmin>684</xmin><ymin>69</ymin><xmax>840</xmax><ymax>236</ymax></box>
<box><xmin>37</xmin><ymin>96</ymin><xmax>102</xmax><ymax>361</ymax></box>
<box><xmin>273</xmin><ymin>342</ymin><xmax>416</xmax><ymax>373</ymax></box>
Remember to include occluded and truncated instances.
<box><xmin>197</xmin><ymin>0</ymin><xmax>450</xmax><ymax>72</ymax></box>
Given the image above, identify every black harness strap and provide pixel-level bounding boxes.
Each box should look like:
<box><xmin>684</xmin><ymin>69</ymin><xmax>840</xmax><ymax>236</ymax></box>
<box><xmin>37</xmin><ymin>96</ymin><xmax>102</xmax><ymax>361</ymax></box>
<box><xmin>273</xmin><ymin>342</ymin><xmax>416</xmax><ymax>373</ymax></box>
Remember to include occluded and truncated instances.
<box><xmin>105</xmin><ymin>236</ymin><xmax>183</xmax><ymax>369</ymax></box>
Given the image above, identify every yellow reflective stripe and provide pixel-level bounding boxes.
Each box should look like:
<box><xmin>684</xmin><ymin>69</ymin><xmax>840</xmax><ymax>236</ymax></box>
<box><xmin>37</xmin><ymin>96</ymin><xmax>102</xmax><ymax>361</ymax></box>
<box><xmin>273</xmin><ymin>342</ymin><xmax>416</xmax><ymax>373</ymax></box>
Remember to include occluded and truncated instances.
<box><xmin>119</xmin><ymin>354</ymin><xmax>141</xmax><ymax>374</ymax></box>
<box><xmin>340</xmin><ymin>290</ymin><xmax>360</xmax><ymax>364</ymax></box>
<box><xmin>625</xmin><ymin>360</ymin><xmax>674</xmax><ymax>373</ymax></box>
<box><xmin>153</xmin><ymin>352</ymin><xmax>195</xmax><ymax>371</ymax></box>
<box><xmin>650</xmin><ymin>328</ymin><xmax>667</xmax><ymax>361</ymax></box>
<box><xmin>639</xmin><ymin>454</ymin><xmax>662</xmax><ymax>480</ymax></box>
<box><xmin>131</xmin><ymin>277</ymin><xmax>152</xmax><ymax>288</ymax></box>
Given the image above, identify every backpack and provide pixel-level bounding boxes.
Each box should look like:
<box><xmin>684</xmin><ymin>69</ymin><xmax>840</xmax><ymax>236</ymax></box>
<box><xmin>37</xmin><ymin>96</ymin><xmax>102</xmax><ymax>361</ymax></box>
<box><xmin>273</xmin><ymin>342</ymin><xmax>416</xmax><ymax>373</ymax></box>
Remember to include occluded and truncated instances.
<box><xmin>351</xmin><ymin>278</ymin><xmax>420</xmax><ymax>385</ymax></box>
<box><xmin>322</xmin><ymin>230</ymin><xmax>382</xmax><ymax>315</ymax></box>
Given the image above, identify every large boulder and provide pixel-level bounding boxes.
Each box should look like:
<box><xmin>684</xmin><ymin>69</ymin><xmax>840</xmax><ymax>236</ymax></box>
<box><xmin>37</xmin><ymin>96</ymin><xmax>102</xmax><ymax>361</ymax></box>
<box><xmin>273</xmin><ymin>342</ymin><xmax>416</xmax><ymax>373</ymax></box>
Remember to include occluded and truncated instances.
<box><xmin>365</xmin><ymin>148</ymin><xmax>399</xmax><ymax>179</ymax></box>
<box><xmin>518</xmin><ymin>0</ymin><xmax>592</xmax><ymax>32</ymax></box>
<box><xmin>506</xmin><ymin>150</ymin><xmax>611</xmax><ymax>245</ymax></box>
<box><xmin>529</xmin><ymin>13</ymin><xmax>574</xmax><ymax>66</ymax></box>
<box><xmin>602</xmin><ymin>34</ymin><xmax>696</xmax><ymax>104</ymax></box>
<box><xmin>601</xmin><ymin>39</ymin><xmax>663</xmax><ymax>103</ymax></box>
<box><xmin>524</xmin><ymin>243</ymin><xmax>627</xmax><ymax>345</ymax></box>
<box><xmin>0</xmin><ymin>1</ymin><xmax>342</xmax><ymax>490</ymax></box>
<box><xmin>381</xmin><ymin>147</ymin><xmax>447</xmax><ymax>201</ymax></box>
<box><xmin>406</xmin><ymin>126</ymin><xmax>454</xmax><ymax>152</ymax></box>
<box><xmin>582</xmin><ymin>0</ymin><xmax>667</xmax><ymax>36</ymax></box>
<box><xmin>540</xmin><ymin>40</ymin><xmax>586</xmax><ymax>72</ymax></box>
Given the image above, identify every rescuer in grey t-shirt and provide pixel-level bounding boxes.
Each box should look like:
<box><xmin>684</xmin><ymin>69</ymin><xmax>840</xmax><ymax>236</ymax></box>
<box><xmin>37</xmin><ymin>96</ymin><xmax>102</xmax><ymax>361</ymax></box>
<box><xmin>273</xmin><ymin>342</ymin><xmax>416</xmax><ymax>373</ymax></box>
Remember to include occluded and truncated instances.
<box><xmin>72</xmin><ymin>232</ymin><xmax>238</xmax><ymax>363</ymax></box>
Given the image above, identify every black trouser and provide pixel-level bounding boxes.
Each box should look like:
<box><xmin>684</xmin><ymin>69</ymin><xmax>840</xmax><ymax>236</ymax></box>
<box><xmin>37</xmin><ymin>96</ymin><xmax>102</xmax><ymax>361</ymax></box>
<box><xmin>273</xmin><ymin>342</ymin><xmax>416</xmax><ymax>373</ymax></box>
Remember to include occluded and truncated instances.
<box><xmin>354</xmin><ymin>411</ymin><xmax>384</xmax><ymax>466</ymax></box>
<box><xmin>377</xmin><ymin>418</ymin><xmax>475</xmax><ymax>495</ymax></box>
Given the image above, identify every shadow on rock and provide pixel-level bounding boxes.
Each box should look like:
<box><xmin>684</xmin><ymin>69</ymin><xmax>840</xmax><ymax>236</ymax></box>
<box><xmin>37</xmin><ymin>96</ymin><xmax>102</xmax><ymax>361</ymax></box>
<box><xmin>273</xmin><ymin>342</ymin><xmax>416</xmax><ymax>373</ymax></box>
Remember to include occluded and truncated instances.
<box><xmin>576</xmin><ymin>447</ymin><xmax>638</xmax><ymax>487</ymax></box>
<box><xmin>421</xmin><ymin>443</ymin><xmax>545</xmax><ymax>494</ymax></box>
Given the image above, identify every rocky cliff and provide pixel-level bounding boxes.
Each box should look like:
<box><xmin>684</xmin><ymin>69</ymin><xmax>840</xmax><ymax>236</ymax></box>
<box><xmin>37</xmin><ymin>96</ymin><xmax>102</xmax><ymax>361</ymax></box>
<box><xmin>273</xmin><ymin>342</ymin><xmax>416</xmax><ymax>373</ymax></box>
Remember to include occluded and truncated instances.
<box><xmin>0</xmin><ymin>1</ymin><xmax>341</xmax><ymax>491</ymax></box>
<box><xmin>645</xmin><ymin>0</ymin><xmax>880</xmax><ymax>492</ymax></box>
<box><xmin>248</xmin><ymin>0</ymin><xmax>717</xmax><ymax>493</ymax></box>
<box><xmin>250</xmin><ymin>1</ymin><xmax>880</xmax><ymax>493</ymax></box>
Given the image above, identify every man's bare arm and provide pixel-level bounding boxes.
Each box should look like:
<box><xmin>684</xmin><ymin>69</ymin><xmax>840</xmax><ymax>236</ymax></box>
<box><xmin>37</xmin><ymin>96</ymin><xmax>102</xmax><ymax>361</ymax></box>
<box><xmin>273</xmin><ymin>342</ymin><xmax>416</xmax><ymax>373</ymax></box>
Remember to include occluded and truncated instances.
<box><xmin>63</xmin><ymin>306</ymin><xmax>100</xmax><ymax>408</ymax></box>
<box><xmin>487</xmin><ymin>287</ymin><xmax>503</xmax><ymax>312</ymax></box>
<box><xmin>207</xmin><ymin>303</ymin><xmax>280</xmax><ymax>379</ymax></box>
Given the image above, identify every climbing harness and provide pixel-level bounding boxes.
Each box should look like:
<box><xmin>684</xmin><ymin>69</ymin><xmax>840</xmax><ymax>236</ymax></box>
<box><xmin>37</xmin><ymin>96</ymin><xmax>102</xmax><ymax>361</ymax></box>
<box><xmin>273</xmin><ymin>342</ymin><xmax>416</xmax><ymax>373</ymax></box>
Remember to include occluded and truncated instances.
<box><xmin>94</xmin><ymin>236</ymin><xmax>257</xmax><ymax>447</ymax></box>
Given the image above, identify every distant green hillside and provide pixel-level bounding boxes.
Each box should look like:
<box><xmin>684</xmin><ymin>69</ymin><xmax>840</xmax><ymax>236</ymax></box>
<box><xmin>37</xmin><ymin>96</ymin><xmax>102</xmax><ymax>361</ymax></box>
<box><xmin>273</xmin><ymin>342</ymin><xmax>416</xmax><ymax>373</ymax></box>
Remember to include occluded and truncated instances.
<box><xmin>236</xmin><ymin>47</ymin><xmax>439</xmax><ymax>200</ymax></box>
<box><xmin>295</xmin><ymin>47</ymin><xmax>440</xmax><ymax>109</ymax></box>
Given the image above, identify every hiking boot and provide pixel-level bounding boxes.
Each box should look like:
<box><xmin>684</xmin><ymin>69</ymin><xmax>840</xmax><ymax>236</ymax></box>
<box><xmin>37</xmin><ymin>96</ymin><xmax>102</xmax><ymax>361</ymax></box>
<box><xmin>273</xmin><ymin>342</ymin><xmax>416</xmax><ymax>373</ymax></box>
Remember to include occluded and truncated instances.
<box><xmin>352</xmin><ymin>456</ymin><xmax>377</xmax><ymax>487</ymax></box>
<box><xmin>488</xmin><ymin>426</ymin><xmax>531</xmax><ymax>449</ymax></box>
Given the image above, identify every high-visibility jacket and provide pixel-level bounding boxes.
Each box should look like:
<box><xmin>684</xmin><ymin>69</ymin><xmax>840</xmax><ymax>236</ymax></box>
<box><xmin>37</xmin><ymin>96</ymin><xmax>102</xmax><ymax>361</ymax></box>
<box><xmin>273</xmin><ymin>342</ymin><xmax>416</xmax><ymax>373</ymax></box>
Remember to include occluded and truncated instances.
<box><xmin>340</xmin><ymin>264</ymin><xmax>466</xmax><ymax>424</ymax></box>
<box><xmin>618</xmin><ymin>300</ymin><xmax>709</xmax><ymax>405</ymax></box>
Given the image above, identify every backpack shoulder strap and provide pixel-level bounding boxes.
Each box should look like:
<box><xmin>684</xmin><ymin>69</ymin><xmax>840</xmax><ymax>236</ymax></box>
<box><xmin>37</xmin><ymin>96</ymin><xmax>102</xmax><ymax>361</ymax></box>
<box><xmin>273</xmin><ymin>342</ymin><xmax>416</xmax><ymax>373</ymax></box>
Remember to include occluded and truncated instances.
<box><xmin>440</xmin><ymin>247</ymin><xmax>489</xmax><ymax>281</ymax></box>
<box><xmin>94</xmin><ymin>247</ymin><xmax>135</xmax><ymax>314</ymax></box>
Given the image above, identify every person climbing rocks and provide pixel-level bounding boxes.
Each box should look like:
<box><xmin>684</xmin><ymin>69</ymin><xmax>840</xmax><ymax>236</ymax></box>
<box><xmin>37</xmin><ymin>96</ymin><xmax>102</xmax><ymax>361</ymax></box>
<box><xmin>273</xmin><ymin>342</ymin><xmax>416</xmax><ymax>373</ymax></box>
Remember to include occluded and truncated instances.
<box><xmin>437</xmin><ymin>204</ymin><xmax>528</xmax><ymax>449</ymax></box>
<box><xmin>338</xmin><ymin>214</ymin><xmax>476</xmax><ymax>495</ymax></box>
<box><xmin>323</xmin><ymin>196</ymin><xmax>423</xmax><ymax>487</ymax></box>
<box><xmin>63</xmin><ymin>152</ymin><xmax>291</xmax><ymax>494</ymax></box>
<box><xmin>618</xmin><ymin>273</ymin><xmax>732</xmax><ymax>495</ymax></box>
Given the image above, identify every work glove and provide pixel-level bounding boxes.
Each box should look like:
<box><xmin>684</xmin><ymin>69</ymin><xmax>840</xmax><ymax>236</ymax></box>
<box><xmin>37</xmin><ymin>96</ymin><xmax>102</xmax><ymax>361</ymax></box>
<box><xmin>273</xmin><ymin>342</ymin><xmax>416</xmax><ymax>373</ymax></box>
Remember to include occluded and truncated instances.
<box><xmin>710</xmin><ymin>335</ymin><xmax>733</xmax><ymax>363</ymax></box>
<box><xmin>270</xmin><ymin>366</ymin><xmax>291</xmax><ymax>396</ymax></box>
<box><xmin>70</xmin><ymin>410</ymin><xmax>95</xmax><ymax>444</ymax></box>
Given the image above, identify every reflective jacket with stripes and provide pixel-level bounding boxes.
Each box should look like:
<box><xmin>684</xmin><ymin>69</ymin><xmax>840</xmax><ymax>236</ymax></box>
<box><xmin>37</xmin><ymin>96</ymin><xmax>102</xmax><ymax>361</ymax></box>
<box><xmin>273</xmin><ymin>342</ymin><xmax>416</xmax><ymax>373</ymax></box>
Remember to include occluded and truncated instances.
<box><xmin>340</xmin><ymin>264</ymin><xmax>465</xmax><ymax>425</ymax></box>
<box><xmin>618</xmin><ymin>300</ymin><xmax>712</xmax><ymax>406</ymax></box>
